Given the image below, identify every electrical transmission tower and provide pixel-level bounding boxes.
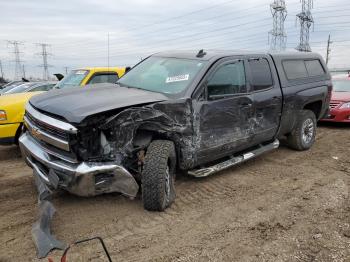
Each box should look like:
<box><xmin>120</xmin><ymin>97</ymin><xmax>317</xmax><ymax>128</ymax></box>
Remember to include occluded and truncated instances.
<box><xmin>7</xmin><ymin>40</ymin><xmax>24</xmax><ymax>80</ymax></box>
<box><xmin>296</xmin><ymin>0</ymin><xmax>314</xmax><ymax>52</ymax></box>
<box><xmin>269</xmin><ymin>0</ymin><xmax>287</xmax><ymax>51</ymax></box>
<box><xmin>36</xmin><ymin>43</ymin><xmax>52</xmax><ymax>80</ymax></box>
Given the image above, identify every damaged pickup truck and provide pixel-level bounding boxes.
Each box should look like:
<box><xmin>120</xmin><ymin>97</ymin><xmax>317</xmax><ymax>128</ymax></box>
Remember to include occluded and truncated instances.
<box><xmin>20</xmin><ymin>50</ymin><xmax>332</xmax><ymax>211</ymax></box>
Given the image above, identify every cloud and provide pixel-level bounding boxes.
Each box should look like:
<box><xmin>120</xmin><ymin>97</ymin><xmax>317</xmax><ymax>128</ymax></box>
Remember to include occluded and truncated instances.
<box><xmin>0</xmin><ymin>0</ymin><xmax>349</xmax><ymax>79</ymax></box>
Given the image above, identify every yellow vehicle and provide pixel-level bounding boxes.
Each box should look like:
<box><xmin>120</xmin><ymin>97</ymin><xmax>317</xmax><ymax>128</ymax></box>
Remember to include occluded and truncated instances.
<box><xmin>55</xmin><ymin>67</ymin><xmax>127</xmax><ymax>89</ymax></box>
<box><xmin>0</xmin><ymin>67</ymin><xmax>127</xmax><ymax>145</ymax></box>
<box><xmin>0</xmin><ymin>92</ymin><xmax>43</xmax><ymax>145</ymax></box>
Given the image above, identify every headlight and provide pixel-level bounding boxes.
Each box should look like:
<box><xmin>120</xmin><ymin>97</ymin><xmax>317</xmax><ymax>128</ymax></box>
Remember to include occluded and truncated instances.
<box><xmin>340</xmin><ymin>102</ymin><xmax>350</xmax><ymax>109</ymax></box>
<box><xmin>0</xmin><ymin>110</ymin><xmax>7</xmax><ymax>121</ymax></box>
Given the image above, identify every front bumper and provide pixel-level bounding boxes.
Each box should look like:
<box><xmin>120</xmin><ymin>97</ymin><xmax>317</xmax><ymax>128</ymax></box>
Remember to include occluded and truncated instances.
<box><xmin>19</xmin><ymin>132</ymin><xmax>139</xmax><ymax>198</ymax></box>
<box><xmin>320</xmin><ymin>108</ymin><xmax>350</xmax><ymax>123</ymax></box>
<box><xmin>0</xmin><ymin>122</ymin><xmax>20</xmax><ymax>145</ymax></box>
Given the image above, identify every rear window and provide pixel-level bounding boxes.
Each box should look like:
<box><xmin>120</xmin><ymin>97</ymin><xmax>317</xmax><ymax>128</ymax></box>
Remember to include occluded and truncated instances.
<box><xmin>88</xmin><ymin>73</ymin><xmax>119</xmax><ymax>84</ymax></box>
<box><xmin>283</xmin><ymin>60</ymin><xmax>308</xmax><ymax>80</ymax></box>
<box><xmin>283</xmin><ymin>59</ymin><xmax>325</xmax><ymax>80</ymax></box>
<box><xmin>305</xmin><ymin>60</ymin><xmax>325</xmax><ymax>76</ymax></box>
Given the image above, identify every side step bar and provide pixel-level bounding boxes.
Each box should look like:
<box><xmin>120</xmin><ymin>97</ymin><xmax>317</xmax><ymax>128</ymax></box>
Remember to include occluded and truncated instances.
<box><xmin>188</xmin><ymin>139</ymin><xmax>280</xmax><ymax>178</ymax></box>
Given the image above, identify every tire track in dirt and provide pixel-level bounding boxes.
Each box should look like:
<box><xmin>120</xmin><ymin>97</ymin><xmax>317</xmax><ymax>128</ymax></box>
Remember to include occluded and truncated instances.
<box><xmin>1</xmin><ymin>125</ymin><xmax>350</xmax><ymax>261</ymax></box>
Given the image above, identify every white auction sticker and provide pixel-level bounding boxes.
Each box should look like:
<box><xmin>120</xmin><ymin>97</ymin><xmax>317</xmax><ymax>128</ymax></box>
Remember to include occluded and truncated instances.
<box><xmin>166</xmin><ymin>74</ymin><xmax>189</xmax><ymax>83</ymax></box>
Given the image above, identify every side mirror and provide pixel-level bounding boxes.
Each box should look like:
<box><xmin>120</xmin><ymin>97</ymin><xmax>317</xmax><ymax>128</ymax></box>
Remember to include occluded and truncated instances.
<box><xmin>125</xmin><ymin>67</ymin><xmax>131</xmax><ymax>74</ymax></box>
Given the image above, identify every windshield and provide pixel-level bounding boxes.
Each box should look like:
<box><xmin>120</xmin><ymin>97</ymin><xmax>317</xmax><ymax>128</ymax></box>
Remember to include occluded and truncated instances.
<box><xmin>333</xmin><ymin>80</ymin><xmax>350</xmax><ymax>92</ymax></box>
<box><xmin>117</xmin><ymin>56</ymin><xmax>207</xmax><ymax>94</ymax></box>
<box><xmin>5</xmin><ymin>82</ymin><xmax>38</xmax><ymax>94</ymax></box>
<box><xmin>55</xmin><ymin>70</ymin><xmax>89</xmax><ymax>89</ymax></box>
<box><xmin>0</xmin><ymin>82</ymin><xmax>24</xmax><ymax>94</ymax></box>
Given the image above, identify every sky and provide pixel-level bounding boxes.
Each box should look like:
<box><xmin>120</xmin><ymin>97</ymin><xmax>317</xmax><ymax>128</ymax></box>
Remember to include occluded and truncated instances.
<box><xmin>0</xmin><ymin>0</ymin><xmax>349</xmax><ymax>79</ymax></box>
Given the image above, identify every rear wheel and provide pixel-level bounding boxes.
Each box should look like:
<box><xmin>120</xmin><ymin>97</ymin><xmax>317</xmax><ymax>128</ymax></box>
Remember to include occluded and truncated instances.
<box><xmin>287</xmin><ymin>110</ymin><xmax>316</xmax><ymax>151</ymax></box>
<box><xmin>142</xmin><ymin>140</ymin><xmax>176</xmax><ymax>211</ymax></box>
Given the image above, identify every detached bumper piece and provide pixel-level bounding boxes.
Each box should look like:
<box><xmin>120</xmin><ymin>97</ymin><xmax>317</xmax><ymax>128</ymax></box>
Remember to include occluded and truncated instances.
<box><xmin>19</xmin><ymin>132</ymin><xmax>139</xmax><ymax>198</ymax></box>
<box><xmin>32</xmin><ymin>199</ymin><xmax>66</xmax><ymax>258</ymax></box>
<box><xmin>32</xmin><ymin>172</ymin><xmax>65</xmax><ymax>258</ymax></box>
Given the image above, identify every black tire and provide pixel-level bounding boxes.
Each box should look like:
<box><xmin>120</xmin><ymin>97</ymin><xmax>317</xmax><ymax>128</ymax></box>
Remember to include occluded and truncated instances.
<box><xmin>142</xmin><ymin>140</ymin><xmax>176</xmax><ymax>211</ymax></box>
<box><xmin>14</xmin><ymin>124</ymin><xmax>23</xmax><ymax>145</ymax></box>
<box><xmin>287</xmin><ymin>110</ymin><xmax>317</xmax><ymax>151</ymax></box>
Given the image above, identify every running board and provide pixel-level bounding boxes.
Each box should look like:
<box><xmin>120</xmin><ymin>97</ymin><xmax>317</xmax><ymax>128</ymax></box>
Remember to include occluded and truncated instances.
<box><xmin>188</xmin><ymin>139</ymin><xmax>280</xmax><ymax>178</ymax></box>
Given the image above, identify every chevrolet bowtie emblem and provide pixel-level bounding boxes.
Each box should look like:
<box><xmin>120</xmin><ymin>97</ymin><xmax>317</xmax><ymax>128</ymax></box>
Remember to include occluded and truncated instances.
<box><xmin>31</xmin><ymin>127</ymin><xmax>41</xmax><ymax>138</ymax></box>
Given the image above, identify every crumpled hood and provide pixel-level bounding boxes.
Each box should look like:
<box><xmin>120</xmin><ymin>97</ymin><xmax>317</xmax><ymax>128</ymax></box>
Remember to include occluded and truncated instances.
<box><xmin>29</xmin><ymin>83</ymin><xmax>169</xmax><ymax>124</ymax></box>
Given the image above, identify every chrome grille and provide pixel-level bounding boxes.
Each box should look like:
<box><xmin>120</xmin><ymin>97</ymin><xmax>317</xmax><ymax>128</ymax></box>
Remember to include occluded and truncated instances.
<box><xmin>25</xmin><ymin>111</ymin><xmax>68</xmax><ymax>140</ymax></box>
<box><xmin>24</xmin><ymin>103</ymin><xmax>77</xmax><ymax>152</ymax></box>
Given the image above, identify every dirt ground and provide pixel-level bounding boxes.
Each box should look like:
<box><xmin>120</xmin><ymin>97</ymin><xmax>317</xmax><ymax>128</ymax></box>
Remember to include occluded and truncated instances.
<box><xmin>0</xmin><ymin>124</ymin><xmax>349</xmax><ymax>261</ymax></box>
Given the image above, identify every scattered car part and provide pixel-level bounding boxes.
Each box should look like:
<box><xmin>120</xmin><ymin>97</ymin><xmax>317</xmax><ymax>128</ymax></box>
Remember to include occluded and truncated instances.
<box><xmin>59</xmin><ymin>237</ymin><xmax>112</xmax><ymax>262</ymax></box>
<box><xmin>32</xmin><ymin>200</ymin><xmax>66</xmax><ymax>258</ymax></box>
<box><xmin>32</xmin><ymin>171</ymin><xmax>66</xmax><ymax>258</ymax></box>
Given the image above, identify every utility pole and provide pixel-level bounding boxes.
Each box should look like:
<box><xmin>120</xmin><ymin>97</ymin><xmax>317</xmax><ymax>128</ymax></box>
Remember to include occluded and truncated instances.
<box><xmin>22</xmin><ymin>64</ymin><xmax>26</xmax><ymax>79</ymax></box>
<box><xmin>107</xmin><ymin>32</ymin><xmax>110</xmax><ymax>69</ymax></box>
<box><xmin>0</xmin><ymin>60</ymin><xmax>4</xmax><ymax>79</ymax></box>
<box><xmin>36</xmin><ymin>43</ymin><xmax>52</xmax><ymax>80</ymax></box>
<box><xmin>64</xmin><ymin>66</ymin><xmax>69</xmax><ymax>75</ymax></box>
<box><xmin>7</xmin><ymin>40</ymin><xmax>24</xmax><ymax>80</ymax></box>
<box><xmin>296</xmin><ymin>0</ymin><xmax>314</xmax><ymax>52</ymax></box>
<box><xmin>326</xmin><ymin>34</ymin><xmax>332</xmax><ymax>65</ymax></box>
<box><xmin>269</xmin><ymin>0</ymin><xmax>287</xmax><ymax>51</ymax></box>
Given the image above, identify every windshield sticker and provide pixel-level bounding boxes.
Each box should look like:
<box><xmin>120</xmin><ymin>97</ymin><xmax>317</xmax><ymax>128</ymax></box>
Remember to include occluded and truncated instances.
<box><xmin>166</xmin><ymin>74</ymin><xmax>189</xmax><ymax>83</ymax></box>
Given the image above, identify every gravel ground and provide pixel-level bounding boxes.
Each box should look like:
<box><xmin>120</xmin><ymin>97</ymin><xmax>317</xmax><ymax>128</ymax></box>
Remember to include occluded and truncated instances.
<box><xmin>0</xmin><ymin>124</ymin><xmax>349</xmax><ymax>261</ymax></box>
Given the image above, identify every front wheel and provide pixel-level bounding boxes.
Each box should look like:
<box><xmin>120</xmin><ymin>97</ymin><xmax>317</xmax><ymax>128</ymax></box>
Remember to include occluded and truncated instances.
<box><xmin>287</xmin><ymin>110</ymin><xmax>317</xmax><ymax>151</ymax></box>
<box><xmin>142</xmin><ymin>140</ymin><xmax>176</xmax><ymax>211</ymax></box>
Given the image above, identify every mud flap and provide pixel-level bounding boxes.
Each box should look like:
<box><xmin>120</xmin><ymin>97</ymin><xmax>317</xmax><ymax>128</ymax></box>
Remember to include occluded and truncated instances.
<box><xmin>32</xmin><ymin>171</ymin><xmax>66</xmax><ymax>258</ymax></box>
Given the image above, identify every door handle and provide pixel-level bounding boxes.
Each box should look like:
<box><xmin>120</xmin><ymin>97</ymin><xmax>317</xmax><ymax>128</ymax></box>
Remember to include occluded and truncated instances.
<box><xmin>240</xmin><ymin>102</ymin><xmax>252</xmax><ymax>107</ymax></box>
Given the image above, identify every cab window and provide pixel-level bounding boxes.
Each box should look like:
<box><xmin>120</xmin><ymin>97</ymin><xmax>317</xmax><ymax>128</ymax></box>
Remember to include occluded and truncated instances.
<box><xmin>88</xmin><ymin>73</ymin><xmax>119</xmax><ymax>84</ymax></box>
<box><xmin>207</xmin><ymin>60</ymin><xmax>246</xmax><ymax>99</ymax></box>
<box><xmin>30</xmin><ymin>83</ymin><xmax>55</xmax><ymax>92</ymax></box>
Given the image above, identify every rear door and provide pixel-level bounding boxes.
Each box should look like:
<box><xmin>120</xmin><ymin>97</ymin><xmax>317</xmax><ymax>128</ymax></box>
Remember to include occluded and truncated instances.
<box><xmin>247</xmin><ymin>57</ymin><xmax>282</xmax><ymax>143</ymax></box>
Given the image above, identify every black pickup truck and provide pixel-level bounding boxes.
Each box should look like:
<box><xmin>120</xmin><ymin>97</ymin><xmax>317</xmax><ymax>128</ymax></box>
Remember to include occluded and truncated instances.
<box><xmin>20</xmin><ymin>50</ymin><xmax>332</xmax><ymax>211</ymax></box>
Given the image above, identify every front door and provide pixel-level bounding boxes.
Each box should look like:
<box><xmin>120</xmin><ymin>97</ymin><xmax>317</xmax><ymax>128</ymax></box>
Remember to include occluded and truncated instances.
<box><xmin>195</xmin><ymin>59</ymin><xmax>254</xmax><ymax>164</ymax></box>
